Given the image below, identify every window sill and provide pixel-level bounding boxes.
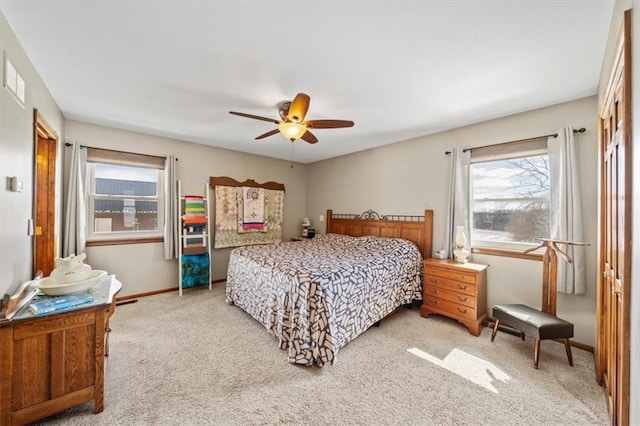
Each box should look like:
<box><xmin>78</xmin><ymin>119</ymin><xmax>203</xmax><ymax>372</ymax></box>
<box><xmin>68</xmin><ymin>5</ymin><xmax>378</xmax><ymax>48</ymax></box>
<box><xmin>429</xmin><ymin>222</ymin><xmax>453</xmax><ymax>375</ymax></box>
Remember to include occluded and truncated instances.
<box><xmin>471</xmin><ymin>246</ymin><xmax>543</xmax><ymax>261</ymax></box>
<box><xmin>87</xmin><ymin>237</ymin><xmax>164</xmax><ymax>247</ymax></box>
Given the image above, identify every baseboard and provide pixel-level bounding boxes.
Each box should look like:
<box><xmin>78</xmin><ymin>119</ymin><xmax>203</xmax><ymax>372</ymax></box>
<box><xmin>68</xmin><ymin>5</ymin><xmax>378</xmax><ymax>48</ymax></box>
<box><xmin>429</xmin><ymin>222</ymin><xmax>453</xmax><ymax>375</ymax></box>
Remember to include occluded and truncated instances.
<box><xmin>115</xmin><ymin>278</ymin><xmax>226</xmax><ymax>302</ymax></box>
<box><xmin>557</xmin><ymin>338</ymin><xmax>594</xmax><ymax>353</ymax></box>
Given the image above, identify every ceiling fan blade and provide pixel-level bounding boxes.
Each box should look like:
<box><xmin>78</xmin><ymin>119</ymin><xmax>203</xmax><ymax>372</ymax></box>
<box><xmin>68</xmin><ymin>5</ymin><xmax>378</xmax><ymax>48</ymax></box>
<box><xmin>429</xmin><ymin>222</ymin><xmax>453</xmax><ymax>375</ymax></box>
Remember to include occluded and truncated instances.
<box><xmin>229</xmin><ymin>111</ymin><xmax>279</xmax><ymax>124</ymax></box>
<box><xmin>287</xmin><ymin>93</ymin><xmax>310</xmax><ymax>123</ymax></box>
<box><xmin>255</xmin><ymin>129</ymin><xmax>280</xmax><ymax>140</ymax></box>
<box><xmin>306</xmin><ymin>119</ymin><xmax>355</xmax><ymax>129</ymax></box>
<box><xmin>301</xmin><ymin>130</ymin><xmax>318</xmax><ymax>144</ymax></box>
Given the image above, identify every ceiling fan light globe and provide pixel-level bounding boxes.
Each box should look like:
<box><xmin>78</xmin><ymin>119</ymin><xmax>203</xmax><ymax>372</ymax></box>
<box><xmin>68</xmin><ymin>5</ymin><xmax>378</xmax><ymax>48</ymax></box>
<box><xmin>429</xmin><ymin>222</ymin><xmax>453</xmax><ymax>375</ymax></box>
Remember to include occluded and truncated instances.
<box><xmin>278</xmin><ymin>122</ymin><xmax>306</xmax><ymax>141</ymax></box>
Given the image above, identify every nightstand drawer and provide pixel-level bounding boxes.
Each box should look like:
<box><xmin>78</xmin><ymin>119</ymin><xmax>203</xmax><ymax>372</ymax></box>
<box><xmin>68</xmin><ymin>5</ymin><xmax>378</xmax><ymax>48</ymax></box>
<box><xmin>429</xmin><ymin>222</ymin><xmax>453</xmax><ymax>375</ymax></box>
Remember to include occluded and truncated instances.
<box><xmin>427</xmin><ymin>268</ymin><xmax>477</xmax><ymax>284</ymax></box>
<box><xmin>424</xmin><ymin>286</ymin><xmax>475</xmax><ymax>308</ymax></box>
<box><xmin>424</xmin><ymin>274</ymin><xmax>476</xmax><ymax>296</ymax></box>
<box><xmin>423</xmin><ymin>296</ymin><xmax>476</xmax><ymax>320</ymax></box>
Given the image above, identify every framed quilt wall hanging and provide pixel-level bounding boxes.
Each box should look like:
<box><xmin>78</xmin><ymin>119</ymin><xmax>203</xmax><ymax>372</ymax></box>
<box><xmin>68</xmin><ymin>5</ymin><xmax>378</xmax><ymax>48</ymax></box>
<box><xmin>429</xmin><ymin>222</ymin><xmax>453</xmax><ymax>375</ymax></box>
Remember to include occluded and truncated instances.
<box><xmin>210</xmin><ymin>176</ymin><xmax>285</xmax><ymax>248</ymax></box>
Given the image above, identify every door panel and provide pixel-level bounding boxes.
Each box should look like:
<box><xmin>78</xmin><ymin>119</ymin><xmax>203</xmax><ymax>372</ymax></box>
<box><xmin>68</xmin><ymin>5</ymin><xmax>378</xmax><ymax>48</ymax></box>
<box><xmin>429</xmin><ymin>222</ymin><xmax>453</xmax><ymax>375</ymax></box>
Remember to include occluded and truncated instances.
<box><xmin>33</xmin><ymin>110</ymin><xmax>58</xmax><ymax>277</ymax></box>
<box><xmin>596</xmin><ymin>10</ymin><xmax>631</xmax><ymax>426</ymax></box>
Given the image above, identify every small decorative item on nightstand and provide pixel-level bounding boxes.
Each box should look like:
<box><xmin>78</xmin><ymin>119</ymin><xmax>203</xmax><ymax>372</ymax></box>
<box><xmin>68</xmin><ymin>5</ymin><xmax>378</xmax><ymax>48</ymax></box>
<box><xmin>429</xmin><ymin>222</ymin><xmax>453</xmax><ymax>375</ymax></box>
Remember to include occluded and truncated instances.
<box><xmin>301</xmin><ymin>217</ymin><xmax>311</xmax><ymax>237</ymax></box>
<box><xmin>453</xmin><ymin>225</ymin><xmax>470</xmax><ymax>263</ymax></box>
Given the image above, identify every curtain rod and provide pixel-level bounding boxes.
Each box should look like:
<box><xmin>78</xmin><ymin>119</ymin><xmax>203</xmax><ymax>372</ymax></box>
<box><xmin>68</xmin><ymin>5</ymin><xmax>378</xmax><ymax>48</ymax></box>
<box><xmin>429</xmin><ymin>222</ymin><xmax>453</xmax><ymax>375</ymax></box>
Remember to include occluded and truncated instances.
<box><xmin>64</xmin><ymin>142</ymin><xmax>178</xmax><ymax>160</ymax></box>
<box><xmin>444</xmin><ymin>127</ymin><xmax>586</xmax><ymax>155</ymax></box>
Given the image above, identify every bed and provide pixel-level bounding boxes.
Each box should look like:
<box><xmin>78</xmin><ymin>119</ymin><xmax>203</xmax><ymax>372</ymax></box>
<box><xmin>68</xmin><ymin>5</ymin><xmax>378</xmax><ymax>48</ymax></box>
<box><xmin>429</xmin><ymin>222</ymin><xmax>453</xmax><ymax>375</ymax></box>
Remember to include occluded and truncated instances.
<box><xmin>226</xmin><ymin>209</ymin><xmax>434</xmax><ymax>366</ymax></box>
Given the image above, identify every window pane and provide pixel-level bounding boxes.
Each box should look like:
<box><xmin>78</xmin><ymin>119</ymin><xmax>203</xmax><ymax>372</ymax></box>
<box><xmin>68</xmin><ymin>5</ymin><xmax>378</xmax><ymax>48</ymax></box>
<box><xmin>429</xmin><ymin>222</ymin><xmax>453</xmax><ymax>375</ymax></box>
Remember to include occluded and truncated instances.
<box><xmin>92</xmin><ymin>163</ymin><xmax>159</xmax><ymax>233</ymax></box>
<box><xmin>94</xmin><ymin>163</ymin><xmax>158</xmax><ymax>196</ymax></box>
<box><xmin>471</xmin><ymin>155</ymin><xmax>550</xmax><ymax>244</ymax></box>
<box><xmin>94</xmin><ymin>199</ymin><xmax>158</xmax><ymax>232</ymax></box>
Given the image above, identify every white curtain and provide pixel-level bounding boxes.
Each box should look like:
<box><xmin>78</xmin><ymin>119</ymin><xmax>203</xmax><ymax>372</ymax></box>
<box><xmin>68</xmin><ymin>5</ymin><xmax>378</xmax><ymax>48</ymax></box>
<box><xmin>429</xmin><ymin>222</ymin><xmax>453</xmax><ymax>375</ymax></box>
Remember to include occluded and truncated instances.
<box><xmin>163</xmin><ymin>155</ymin><xmax>178</xmax><ymax>260</ymax></box>
<box><xmin>548</xmin><ymin>127</ymin><xmax>586</xmax><ymax>294</ymax></box>
<box><xmin>62</xmin><ymin>141</ymin><xmax>87</xmax><ymax>257</ymax></box>
<box><xmin>444</xmin><ymin>148</ymin><xmax>471</xmax><ymax>259</ymax></box>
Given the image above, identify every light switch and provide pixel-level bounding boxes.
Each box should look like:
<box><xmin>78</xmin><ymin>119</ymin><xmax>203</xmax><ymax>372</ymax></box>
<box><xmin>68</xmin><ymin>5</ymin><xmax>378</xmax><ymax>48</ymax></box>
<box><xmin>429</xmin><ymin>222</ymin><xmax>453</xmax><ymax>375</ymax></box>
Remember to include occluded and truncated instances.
<box><xmin>319</xmin><ymin>215</ymin><xmax>324</xmax><ymax>222</ymax></box>
<box><xmin>8</xmin><ymin>176</ymin><xmax>23</xmax><ymax>192</ymax></box>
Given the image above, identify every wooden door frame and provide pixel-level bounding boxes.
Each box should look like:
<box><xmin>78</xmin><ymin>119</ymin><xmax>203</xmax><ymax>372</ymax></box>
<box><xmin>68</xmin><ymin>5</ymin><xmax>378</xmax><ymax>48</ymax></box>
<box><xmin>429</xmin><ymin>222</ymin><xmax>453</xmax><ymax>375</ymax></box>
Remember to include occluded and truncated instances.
<box><xmin>596</xmin><ymin>9</ymin><xmax>631</xmax><ymax>426</ymax></box>
<box><xmin>33</xmin><ymin>109</ymin><xmax>58</xmax><ymax>277</ymax></box>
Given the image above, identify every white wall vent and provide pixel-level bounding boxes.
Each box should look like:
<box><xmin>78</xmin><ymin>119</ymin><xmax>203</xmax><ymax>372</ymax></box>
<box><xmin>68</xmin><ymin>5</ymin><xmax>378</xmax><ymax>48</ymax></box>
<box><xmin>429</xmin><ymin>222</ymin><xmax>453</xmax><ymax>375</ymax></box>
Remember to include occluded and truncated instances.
<box><xmin>3</xmin><ymin>53</ymin><xmax>25</xmax><ymax>107</ymax></box>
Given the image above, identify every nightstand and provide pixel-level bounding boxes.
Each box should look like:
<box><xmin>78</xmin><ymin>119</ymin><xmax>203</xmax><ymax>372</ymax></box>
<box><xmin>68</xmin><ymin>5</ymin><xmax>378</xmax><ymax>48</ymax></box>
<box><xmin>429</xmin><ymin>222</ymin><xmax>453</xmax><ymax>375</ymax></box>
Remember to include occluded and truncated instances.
<box><xmin>421</xmin><ymin>258</ymin><xmax>488</xmax><ymax>336</ymax></box>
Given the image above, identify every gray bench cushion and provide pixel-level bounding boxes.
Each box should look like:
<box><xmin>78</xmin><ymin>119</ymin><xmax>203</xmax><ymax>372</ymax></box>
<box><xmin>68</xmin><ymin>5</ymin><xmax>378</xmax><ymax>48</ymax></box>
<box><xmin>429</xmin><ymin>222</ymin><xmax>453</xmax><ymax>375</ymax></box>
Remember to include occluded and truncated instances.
<box><xmin>492</xmin><ymin>304</ymin><xmax>573</xmax><ymax>340</ymax></box>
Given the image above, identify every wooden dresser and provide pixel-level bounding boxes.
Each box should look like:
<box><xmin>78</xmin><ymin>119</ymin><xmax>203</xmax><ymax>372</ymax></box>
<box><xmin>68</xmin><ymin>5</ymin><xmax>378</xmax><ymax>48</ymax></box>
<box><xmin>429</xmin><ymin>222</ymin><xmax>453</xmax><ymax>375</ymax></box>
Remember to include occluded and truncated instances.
<box><xmin>421</xmin><ymin>259</ymin><xmax>488</xmax><ymax>336</ymax></box>
<box><xmin>0</xmin><ymin>278</ymin><xmax>121</xmax><ymax>425</ymax></box>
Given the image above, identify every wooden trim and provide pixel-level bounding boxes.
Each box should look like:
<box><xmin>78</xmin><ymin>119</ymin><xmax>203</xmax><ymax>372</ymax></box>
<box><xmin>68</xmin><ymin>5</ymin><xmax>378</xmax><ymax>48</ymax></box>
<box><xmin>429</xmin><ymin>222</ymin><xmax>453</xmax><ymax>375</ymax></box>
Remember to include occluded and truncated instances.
<box><xmin>596</xmin><ymin>10</ymin><xmax>631</xmax><ymax>426</ymax></box>
<box><xmin>0</xmin><ymin>327</ymin><xmax>11</xmax><ymax>425</ymax></box>
<box><xmin>115</xmin><ymin>279</ymin><xmax>225</xmax><ymax>302</ymax></box>
<box><xmin>471</xmin><ymin>247</ymin><xmax>543</xmax><ymax>261</ymax></box>
<box><xmin>117</xmin><ymin>287</ymin><xmax>177</xmax><ymax>301</ymax></box>
<box><xmin>33</xmin><ymin>109</ymin><xmax>58</xmax><ymax>139</ymax></box>
<box><xmin>33</xmin><ymin>109</ymin><xmax>58</xmax><ymax>277</ymax></box>
<box><xmin>325</xmin><ymin>209</ymin><xmax>433</xmax><ymax>259</ymax></box>
<box><xmin>209</xmin><ymin>176</ymin><xmax>285</xmax><ymax>192</ymax></box>
<box><xmin>596</xmin><ymin>110</ymin><xmax>605</xmax><ymax>386</ymax></box>
<box><xmin>555</xmin><ymin>338</ymin><xmax>594</xmax><ymax>354</ymax></box>
<box><xmin>86</xmin><ymin>237</ymin><xmax>164</xmax><ymax>247</ymax></box>
<box><xmin>619</xmin><ymin>12</ymin><xmax>632</xmax><ymax>426</ymax></box>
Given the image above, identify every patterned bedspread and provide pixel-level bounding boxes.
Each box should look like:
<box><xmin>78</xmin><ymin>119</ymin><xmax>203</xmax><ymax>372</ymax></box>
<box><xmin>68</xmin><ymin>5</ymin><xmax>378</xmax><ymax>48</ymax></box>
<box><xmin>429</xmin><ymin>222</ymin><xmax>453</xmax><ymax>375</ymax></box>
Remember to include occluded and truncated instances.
<box><xmin>226</xmin><ymin>234</ymin><xmax>423</xmax><ymax>366</ymax></box>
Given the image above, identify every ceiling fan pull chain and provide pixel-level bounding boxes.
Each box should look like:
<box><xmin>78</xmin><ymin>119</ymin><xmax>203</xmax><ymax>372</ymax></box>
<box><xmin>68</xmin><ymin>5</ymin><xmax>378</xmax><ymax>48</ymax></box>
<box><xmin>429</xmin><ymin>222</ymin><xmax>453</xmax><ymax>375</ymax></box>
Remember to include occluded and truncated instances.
<box><xmin>290</xmin><ymin>143</ymin><xmax>295</xmax><ymax>169</ymax></box>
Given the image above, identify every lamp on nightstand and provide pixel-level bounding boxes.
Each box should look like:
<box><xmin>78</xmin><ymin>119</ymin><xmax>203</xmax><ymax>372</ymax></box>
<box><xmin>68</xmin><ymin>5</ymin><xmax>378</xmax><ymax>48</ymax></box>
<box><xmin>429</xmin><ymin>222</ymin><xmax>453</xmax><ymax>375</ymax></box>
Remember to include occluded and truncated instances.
<box><xmin>301</xmin><ymin>218</ymin><xmax>311</xmax><ymax>237</ymax></box>
<box><xmin>453</xmin><ymin>225</ymin><xmax>470</xmax><ymax>263</ymax></box>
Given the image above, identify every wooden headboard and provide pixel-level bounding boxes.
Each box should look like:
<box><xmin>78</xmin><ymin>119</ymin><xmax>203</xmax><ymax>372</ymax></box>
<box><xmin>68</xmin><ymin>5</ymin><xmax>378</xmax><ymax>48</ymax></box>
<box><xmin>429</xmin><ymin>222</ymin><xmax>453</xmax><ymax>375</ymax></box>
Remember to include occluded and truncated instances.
<box><xmin>325</xmin><ymin>209</ymin><xmax>433</xmax><ymax>259</ymax></box>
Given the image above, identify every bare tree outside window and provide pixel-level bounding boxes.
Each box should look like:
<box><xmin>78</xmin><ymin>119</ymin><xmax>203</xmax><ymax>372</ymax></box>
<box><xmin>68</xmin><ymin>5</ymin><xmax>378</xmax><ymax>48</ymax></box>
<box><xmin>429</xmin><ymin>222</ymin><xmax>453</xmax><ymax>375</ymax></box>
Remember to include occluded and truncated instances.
<box><xmin>471</xmin><ymin>154</ymin><xmax>550</xmax><ymax>245</ymax></box>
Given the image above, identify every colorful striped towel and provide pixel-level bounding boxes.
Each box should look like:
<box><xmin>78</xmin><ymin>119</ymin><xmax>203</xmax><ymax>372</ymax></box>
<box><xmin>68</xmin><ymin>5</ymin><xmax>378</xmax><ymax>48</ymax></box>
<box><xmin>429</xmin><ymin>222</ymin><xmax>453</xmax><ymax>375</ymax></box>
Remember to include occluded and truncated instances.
<box><xmin>184</xmin><ymin>195</ymin><xmax>207</xmax><ymax>225</ymax></box>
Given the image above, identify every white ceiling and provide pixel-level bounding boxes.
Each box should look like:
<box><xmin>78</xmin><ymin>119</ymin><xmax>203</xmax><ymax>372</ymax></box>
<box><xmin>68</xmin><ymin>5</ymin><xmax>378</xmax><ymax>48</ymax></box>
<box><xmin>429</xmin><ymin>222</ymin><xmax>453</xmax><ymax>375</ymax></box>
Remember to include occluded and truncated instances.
<box><xmin>1</xmin><ymin>1</ymin><xmax>614</xmax><ymax>164</ymax></box>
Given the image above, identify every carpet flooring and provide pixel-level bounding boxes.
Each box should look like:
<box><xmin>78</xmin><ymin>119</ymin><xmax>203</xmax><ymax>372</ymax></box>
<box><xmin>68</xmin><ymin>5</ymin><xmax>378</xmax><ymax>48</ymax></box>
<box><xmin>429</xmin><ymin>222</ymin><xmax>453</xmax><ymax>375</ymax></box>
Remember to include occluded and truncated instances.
<box><xmin>35</xmin><ymin>283</ymin><xmax>608</xmax><ymax>425</ymax></box>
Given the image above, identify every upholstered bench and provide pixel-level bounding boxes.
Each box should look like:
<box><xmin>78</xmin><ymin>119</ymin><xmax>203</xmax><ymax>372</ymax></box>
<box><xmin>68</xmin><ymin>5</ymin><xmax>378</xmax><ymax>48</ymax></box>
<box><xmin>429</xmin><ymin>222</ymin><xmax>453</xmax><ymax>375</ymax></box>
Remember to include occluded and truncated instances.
<box><xmin>491</xmin><ymin>304</ymin><xmax>574</xmax><ymax>369</ymax></box>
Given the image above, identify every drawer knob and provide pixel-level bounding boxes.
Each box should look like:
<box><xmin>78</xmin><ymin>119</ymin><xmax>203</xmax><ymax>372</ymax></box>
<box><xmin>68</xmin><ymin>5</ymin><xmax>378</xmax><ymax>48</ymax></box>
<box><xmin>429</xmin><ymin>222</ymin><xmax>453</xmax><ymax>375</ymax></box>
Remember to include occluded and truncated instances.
<box><xmin>429</xmin><ymin>278</ymin><xmax>439</xmax><ymax>284</ymax></box>
<box><xmin>430</xmin><ymin>300</ymin><xmax>438</xmax><ymax>306</ymax></box>
<box><xmin>457</xmin><ymin>284</ymin><xmax>468</xmax><ymax>290</ymax></box>
<box><xmin>457</xmin><ymin>307</ymin><xmax>468</xmax><ymax>314</ymax></box>
<box><xmin>429</xmin><ymin>288</ymin><xmax>438</xmax><ymax>294</ymax></box>
<box><xmin>457</xmin><ymin>296</ymin><xmax>468</xmax><ymax>302</ymax></box>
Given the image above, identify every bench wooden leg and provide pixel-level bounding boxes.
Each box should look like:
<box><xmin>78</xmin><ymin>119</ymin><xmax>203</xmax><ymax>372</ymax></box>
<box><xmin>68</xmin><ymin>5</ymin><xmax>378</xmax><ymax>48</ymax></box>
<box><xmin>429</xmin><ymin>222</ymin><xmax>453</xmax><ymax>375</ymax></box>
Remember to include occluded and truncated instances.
<box><xmin>564</xmin><ymin>338</ymin><xmax>574</xmax><ymax>366</ymax></box>
<box><xmin>491</xmin><ymin>319</ymin><xmax>500</xmax><ymax>342</ymax></box>
<box><xmin>534</xmin><ymin>339</ymin><xmax>541</xmax><ymax>369</ymax></box>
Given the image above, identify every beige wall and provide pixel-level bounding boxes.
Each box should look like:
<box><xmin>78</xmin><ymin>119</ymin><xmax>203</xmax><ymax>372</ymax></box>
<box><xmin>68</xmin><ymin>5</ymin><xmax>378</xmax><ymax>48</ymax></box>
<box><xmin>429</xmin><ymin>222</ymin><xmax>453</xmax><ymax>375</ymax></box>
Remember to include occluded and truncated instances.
<box><xmin>0</xmin><ymin>11</ymin><xmax>64</xmax><ymax>297</ymax></box>
<box><xmin>65</xmin><ymin>120</ymin><xmax>307</xmax><ymax>297</ymax></box>
<box><xmin>307</xmin><ymin>96</ymin><xmax>599</xmax><ymax>346</ymax></box>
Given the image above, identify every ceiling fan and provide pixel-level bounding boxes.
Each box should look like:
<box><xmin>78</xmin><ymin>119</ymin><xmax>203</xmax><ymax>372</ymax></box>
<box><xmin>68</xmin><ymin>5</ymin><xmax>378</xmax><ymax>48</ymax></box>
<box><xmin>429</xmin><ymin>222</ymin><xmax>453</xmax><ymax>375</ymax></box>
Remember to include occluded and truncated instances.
<box><xmin>229</xmin><ymin>93</ymin><xmax>354</xmax><ymax>144</ymax></box>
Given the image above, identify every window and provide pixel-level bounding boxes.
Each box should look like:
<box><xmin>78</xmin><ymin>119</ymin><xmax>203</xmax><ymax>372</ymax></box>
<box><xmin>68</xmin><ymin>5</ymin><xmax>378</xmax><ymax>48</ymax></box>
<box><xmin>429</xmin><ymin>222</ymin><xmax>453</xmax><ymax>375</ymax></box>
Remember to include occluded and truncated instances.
<box><xmin>470</xmin><ymin>137</ymin><xmax>549</xmax><ymax>249</ymax></box>
<box><xmin>86</xmin><ymin>148</ymin><xmax>166</xmax><ymax>241</ymax></box>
